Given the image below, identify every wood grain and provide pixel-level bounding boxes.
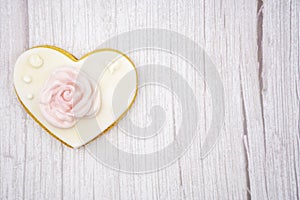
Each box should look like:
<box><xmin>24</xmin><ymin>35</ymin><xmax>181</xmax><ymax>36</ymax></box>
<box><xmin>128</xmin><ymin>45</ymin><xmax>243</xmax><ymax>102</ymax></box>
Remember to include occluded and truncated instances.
<box><xmin>259</xmin><ymin>0</ymin><xmax>300</xmax><ymax>199</ymax></box>
<box><xmin>0</xmin><ymin>0</ymin><xmax>28</xmax><ymax>199</ymax></box>
<box><xmin>0</xmin><ymin>0</ymin><xmax>299</xmax><ymax>199</ymax></box>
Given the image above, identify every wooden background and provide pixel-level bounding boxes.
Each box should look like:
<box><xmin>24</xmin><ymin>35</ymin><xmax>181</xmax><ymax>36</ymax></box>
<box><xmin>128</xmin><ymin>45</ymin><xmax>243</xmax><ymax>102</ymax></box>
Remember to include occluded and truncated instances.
<box><xmin>1</xmin><ymin>0</ymin><xmax>299</xmax><ymax>199</ymax></box>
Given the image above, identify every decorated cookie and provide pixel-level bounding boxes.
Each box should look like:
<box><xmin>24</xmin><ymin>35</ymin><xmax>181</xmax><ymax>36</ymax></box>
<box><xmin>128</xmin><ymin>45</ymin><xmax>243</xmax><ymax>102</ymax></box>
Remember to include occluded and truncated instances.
<box><xmin>14</xmin><ymin>46</ymin><xmax>138</xmax><ymax>148</ymax></box>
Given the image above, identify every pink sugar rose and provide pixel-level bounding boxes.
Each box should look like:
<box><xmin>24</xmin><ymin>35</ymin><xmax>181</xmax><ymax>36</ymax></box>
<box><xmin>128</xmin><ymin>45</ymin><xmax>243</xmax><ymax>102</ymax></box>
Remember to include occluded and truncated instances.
<box><xmin>39</xmin><ymin>67</ymin><xmax>101</xmax><ymax>128</ymax></box>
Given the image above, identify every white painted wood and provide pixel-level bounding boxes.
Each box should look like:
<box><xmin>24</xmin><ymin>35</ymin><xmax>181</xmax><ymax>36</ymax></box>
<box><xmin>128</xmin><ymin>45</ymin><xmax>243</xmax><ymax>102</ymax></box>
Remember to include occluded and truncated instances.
<box><xmin>0</xmin><ymin>0</ymin><xmax>299</xmax><ymax>199</ymax></box>
<box><xmin>257</xmin><ymin>0</ymin><xmax>300</xmax><ymax>199</ymax></box>
<box><xmin>0</xmin><ymin>1</ymin><xmax>29</xmax><ymax>200</ymax></box>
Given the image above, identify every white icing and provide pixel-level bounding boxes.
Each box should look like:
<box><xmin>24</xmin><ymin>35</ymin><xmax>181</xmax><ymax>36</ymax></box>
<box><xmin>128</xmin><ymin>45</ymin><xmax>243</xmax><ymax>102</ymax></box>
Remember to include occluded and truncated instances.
<box><xmin>27</xmin><ymin>93</ymin><xmax>33</xmax><ymax>100</ymax></box>
<box><xmin>14</xmin><ymin>47</ymin><xmax>137</xmax><ymax>148</ymax></box>
<box><xmin>29</xmin><ymin>54</ymin><xmax>43</xmax><ymax>68</ymax></box>
<box><xmin>23</xmin><ymin>75</ymin><xmax>32</xmax><ymax>83</ymax></box>
<box><xmin>108</xmin><ymin>61</ymin><xmax>120</xmax><ymax>73</ymax></box>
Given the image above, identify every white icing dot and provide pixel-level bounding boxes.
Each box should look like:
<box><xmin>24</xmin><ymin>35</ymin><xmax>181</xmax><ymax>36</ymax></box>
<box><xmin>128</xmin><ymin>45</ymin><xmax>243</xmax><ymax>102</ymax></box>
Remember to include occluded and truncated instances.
<box><xmin>23</xmin><ymin>75</ymin><xmax>32</xmax><ymax>83</ymax></box>
<box><xmin>29</xmin><ymin>54</ymin><xmax>43</xmax><ymax>68</ymax></box>
<box><xmin>108</xmin><ymin>62</ymin><xmax>120</xmax><ymax>73</ymax></box>
<box><xmin>27</xmin><ymin>93</ymin><xmax>34</xmax><ymax>100</ymax></box>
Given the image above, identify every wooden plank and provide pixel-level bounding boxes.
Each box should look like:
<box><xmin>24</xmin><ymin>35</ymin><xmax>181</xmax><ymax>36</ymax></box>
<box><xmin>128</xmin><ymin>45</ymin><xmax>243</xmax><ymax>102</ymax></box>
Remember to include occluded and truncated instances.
<box><xmin>0</xmin><ymin>1</ymin><xmax>29</xmax><ymax>199</ymax></box>
<box><xmin>168</xmin><ymin>0</ymin><xmax>255</xmax><ymax>199</ymax></box>
<box><xmin>257</xmin><ymin>0</ymin><xmax>300</xmax><ymax>199</ymax></box>
<box><xmin>238</xmin><ymin>0</ymin><xmax>270</xmax><ymax>198</ymax></box>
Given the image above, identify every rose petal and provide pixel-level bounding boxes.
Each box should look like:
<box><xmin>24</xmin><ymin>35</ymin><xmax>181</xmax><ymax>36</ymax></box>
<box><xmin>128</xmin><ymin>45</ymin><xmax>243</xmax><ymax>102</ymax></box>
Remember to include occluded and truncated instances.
<box><xmin>39</xmin><ymin>67</ymin><xmax>101</xmax><ymax>128</ymax></box>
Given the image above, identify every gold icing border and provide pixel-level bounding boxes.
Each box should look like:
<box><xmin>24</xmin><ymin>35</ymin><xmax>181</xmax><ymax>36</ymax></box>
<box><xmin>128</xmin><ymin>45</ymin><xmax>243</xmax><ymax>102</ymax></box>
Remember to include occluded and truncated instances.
<box><xmin>14</xmin><ymin>45</ymin><xmax>138</xmax><ymax>149</ymax></box>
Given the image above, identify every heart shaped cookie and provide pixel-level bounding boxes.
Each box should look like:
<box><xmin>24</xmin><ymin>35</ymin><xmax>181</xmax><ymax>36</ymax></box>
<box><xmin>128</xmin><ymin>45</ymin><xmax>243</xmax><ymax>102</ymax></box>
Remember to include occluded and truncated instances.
<box><xmin>14</xmin><ymin>46</ymin><xmax>137</xmax><ymax>148</ymax></box>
